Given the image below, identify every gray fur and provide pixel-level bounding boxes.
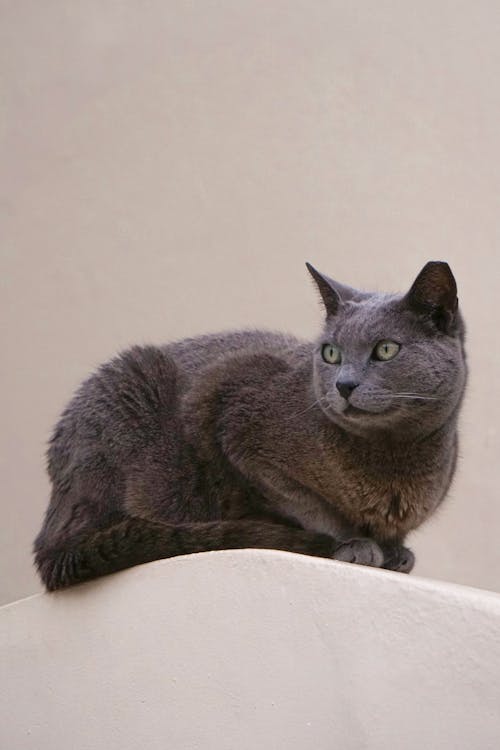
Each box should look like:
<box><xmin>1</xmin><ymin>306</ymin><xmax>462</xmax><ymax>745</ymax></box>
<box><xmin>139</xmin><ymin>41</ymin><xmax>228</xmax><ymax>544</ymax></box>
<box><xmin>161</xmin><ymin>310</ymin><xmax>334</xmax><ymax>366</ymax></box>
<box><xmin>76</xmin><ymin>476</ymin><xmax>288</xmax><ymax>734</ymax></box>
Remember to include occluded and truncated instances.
<box><xmin>34</xmin><ymin>261</ymin><xmax>467</xmax><ymax>590</ymax></box>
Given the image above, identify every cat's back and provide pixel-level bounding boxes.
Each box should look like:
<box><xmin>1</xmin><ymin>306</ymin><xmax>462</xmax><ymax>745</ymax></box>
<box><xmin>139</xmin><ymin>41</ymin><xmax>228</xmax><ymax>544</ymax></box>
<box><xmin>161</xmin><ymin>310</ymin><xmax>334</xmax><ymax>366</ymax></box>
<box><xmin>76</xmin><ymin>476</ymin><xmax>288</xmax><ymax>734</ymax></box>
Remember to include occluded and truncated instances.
<box><xmin>164</xmin><ymin>329</ymin><xmax>303</xmax><ymax>379</ymax></box>
<box><xmin>47</xmin><ymin>329</ymin><xmax>302</xmax><ymax>476</ymax></box>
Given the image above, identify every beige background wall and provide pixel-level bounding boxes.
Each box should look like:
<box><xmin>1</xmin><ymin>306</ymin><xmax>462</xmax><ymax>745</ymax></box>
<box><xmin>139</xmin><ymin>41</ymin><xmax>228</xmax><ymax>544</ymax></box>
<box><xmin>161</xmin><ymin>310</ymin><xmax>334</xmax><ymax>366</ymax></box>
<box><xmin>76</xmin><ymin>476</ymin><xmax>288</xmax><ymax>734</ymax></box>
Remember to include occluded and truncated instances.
<box><xmin>1</xmin><ymin>0</ymin><xmax>499</xmax><ymax>604</ymax></box>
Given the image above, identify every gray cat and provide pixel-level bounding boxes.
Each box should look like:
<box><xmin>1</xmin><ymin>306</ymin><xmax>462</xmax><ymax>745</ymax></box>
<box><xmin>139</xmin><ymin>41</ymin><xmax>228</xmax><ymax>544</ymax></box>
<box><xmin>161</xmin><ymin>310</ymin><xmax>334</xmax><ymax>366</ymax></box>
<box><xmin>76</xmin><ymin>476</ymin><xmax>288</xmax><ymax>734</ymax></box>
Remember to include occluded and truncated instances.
<box><xmin>34</xmin><ymin>261</ymin><xmax>467</xmax><ymax>590</ymax></box>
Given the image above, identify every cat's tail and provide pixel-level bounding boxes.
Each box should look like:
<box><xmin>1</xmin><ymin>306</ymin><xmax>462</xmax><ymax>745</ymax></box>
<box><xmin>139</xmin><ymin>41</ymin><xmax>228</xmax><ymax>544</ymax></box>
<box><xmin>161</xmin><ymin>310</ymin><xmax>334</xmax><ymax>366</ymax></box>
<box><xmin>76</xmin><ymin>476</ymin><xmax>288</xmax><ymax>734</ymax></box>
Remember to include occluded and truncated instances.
<box><xmin>34</xmin><ymin>516</ymin><xmax>338</xmax><ymax>591</ymax></box>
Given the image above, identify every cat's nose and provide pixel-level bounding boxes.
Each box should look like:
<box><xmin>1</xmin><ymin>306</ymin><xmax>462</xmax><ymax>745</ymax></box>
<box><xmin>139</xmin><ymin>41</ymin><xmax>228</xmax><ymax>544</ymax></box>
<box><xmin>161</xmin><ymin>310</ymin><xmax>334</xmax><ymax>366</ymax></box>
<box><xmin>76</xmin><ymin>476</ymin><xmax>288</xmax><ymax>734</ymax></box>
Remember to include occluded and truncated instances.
<box><xmin>336</xmin><ymin>379</ymin><xmax>359</xmax><ymax>400</ymax></box>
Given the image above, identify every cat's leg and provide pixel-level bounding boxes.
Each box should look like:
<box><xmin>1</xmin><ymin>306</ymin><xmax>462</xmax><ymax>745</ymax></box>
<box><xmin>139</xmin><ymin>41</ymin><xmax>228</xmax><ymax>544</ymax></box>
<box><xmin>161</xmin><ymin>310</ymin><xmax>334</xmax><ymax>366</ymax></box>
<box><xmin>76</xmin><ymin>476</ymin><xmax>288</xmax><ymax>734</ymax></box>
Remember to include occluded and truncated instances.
<box><xmin>226</xmin><ymin>473</ymin><xmax>385</xmax><ymax>569</ymax></box>
<box><xmin>35</xmin><ymin>516</ymin><xmax>351</xmax><ymax>591</ymax></box>
<box><xmin>380</xmin><ymin>541</ymin><xmax>415</xmax><ymax>573</ymax></box>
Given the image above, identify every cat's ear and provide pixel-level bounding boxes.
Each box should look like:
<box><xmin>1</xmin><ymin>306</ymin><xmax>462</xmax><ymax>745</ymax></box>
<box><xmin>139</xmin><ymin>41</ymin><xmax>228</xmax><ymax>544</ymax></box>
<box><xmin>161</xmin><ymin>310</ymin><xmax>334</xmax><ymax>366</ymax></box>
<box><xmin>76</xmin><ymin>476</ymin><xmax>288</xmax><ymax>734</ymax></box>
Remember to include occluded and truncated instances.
<box><xmin>404</xmin><ymin>261</ymin><xmax>458</xmax><ymax>333</ymax></box>
<box><xmin>306</xmin><ymin>263</ymin><xmax>371</xmax><ymax>308</ymax></box>
<box><xmin>306</xmin><ymin>263</ymin><xmax>342</xmax><ymax>316</ymax></box>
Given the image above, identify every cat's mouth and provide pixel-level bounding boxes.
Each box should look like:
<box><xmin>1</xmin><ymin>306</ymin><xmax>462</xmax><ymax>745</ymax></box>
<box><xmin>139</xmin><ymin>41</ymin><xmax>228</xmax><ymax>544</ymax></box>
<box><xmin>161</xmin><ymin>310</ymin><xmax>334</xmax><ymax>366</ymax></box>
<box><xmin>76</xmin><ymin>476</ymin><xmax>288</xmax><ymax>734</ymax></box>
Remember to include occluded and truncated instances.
<box><xmin>342</xmin><ymin>402</ymin><xmax>394</xmax><ymax>418</ymax></box>
<box><xmin>321</xmin><ymin>397</ymin><xmax>394</xmax><ymax>421</ymax></box>
<box><xmin>343</xmin><ymin>404</ymin><xmax>371</xmax><ymax>417</ymax></box>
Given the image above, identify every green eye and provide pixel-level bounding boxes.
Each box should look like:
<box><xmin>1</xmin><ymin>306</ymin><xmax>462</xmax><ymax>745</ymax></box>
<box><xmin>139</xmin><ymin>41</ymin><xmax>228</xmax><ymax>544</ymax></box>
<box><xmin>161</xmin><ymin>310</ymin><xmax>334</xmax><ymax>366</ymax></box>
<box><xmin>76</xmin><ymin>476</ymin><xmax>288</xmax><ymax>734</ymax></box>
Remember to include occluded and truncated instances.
<box><xmin>321</xmin><ymin>343</ymin><xmax>341</xmax><ymax>364</ymax></box>
<box><xmin>373</xmin><ymin>340</ymin><xmax>400</xmax><ymax>361</ymax></box>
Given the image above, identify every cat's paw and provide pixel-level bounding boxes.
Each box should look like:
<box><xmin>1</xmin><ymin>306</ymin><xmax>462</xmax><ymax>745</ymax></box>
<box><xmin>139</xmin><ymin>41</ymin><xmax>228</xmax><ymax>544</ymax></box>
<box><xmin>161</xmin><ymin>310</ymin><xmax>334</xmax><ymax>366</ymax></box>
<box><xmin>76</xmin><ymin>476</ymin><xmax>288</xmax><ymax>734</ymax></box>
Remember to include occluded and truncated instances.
<box><xmin>333</xmin><ymin>538</ymin><xmax>384</xmax><ymax>568</ymax></box>
<box><xmin>382</xmin><ymin>545</ymin><xmax>415</xmax><ymax>574</ymax></box>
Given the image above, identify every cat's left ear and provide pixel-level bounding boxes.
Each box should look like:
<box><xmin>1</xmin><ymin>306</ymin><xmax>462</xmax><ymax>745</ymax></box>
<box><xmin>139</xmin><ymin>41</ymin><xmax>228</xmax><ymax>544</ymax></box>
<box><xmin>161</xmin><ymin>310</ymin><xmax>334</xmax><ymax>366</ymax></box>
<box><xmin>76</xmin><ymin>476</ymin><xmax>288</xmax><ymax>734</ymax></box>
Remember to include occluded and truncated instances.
<box><xmin>306</xmin><ymin>263</ymin><xmax>369</xmax><ymax>316</ymax></box>
<box><xmin>306</xmin><ymin>263</ymin><xmax>341</xmax><ymax>316</ymax></box>
<box><xmin>404</xmin><ymin>261</ymin><xmax>458</xmax><ymax>333</ymax></box>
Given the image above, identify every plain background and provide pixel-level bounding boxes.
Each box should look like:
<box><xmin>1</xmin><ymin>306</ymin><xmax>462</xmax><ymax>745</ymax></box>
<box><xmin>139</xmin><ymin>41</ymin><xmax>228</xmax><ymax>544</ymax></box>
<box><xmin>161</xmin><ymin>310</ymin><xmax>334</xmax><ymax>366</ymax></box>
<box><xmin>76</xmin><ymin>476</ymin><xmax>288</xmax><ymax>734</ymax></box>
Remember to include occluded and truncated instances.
<box><xmin>1</xmin><ymin>0</ymin><xmax>499</xmax><ymax>605</ymax></box>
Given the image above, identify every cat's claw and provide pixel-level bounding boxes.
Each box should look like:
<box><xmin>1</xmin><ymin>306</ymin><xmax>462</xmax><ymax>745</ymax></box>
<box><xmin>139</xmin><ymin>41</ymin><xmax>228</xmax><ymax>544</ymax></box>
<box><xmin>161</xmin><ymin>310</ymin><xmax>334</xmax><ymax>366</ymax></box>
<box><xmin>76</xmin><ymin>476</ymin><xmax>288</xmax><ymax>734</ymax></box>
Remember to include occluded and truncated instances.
<box><xmin>333</xmin><ymin>538</ymin><xmax>384</xmax><ymax>568</ymax></box>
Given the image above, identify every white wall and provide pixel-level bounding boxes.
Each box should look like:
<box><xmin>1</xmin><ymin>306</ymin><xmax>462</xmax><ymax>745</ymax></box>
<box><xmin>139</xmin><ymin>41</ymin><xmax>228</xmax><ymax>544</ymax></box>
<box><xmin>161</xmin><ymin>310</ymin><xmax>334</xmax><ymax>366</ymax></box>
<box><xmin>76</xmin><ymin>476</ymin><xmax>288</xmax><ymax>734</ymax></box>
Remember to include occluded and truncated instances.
<box><xmin>1</xmin><ymin>1</ymin><xmax>500</xmax><ymax>603</ymax></box>
<box><xmin>1</xmin><ymin>551</ymin><xmax>500</xmax><ymax>750</ymax></box>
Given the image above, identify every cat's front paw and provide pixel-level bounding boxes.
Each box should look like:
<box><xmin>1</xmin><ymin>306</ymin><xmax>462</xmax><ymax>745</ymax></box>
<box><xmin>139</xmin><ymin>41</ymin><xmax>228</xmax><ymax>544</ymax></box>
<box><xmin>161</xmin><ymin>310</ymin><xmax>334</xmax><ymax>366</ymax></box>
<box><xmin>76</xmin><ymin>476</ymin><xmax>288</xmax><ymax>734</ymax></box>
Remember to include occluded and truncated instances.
<box><xmin>333</xmin><ymin>538</ymin><xmax>384</xmax><ymax>568</ymax></box>
<box><xmin>382</xmin><ymin>544</ymin><xmax>415</xmax><ymax>574</ymax></box>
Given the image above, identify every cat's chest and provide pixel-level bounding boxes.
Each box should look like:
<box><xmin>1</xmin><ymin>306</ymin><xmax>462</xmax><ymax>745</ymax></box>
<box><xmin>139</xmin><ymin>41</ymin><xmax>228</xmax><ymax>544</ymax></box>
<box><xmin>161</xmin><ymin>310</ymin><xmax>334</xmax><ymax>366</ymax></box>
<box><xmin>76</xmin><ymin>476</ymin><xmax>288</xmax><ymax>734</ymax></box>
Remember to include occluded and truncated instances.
<box><xmin>343</xmin><ymin>471</ymin><xmax>440</xmax><ymax>539</ymax></box>
<box><xmin>290</xmin><ymin>435</ymin><xmax>450</xmax><ymax>540</ymax></box>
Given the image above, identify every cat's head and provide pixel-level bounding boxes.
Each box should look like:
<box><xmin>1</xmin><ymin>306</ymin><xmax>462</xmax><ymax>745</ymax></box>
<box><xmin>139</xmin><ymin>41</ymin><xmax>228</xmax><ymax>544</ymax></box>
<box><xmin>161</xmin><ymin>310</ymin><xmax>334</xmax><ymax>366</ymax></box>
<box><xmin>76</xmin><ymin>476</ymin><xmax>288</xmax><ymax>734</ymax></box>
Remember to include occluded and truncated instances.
<box><xmin>307</xmin><ymin>261</ymin><xmax>467</xmax><ymax>437</ymax></box>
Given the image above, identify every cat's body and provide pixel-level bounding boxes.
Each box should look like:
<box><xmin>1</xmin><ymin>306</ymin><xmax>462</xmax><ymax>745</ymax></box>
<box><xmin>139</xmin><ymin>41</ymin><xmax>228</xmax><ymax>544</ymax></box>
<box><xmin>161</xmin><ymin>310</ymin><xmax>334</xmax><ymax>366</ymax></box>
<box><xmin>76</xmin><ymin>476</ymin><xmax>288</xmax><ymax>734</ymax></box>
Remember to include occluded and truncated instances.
<box><xmin>34</xmin><ymin>262</ymin><xmax>467</xmax><ymax>590</ymax></box>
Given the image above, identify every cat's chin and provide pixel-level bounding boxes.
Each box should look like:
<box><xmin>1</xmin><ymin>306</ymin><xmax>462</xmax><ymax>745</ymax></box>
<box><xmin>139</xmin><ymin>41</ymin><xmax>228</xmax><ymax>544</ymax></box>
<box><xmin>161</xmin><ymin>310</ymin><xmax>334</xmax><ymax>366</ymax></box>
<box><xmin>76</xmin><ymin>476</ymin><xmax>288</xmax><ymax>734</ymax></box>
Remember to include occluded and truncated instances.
<box><xmin>341</xmin><ymin>405</ymin><xmax>394</xmax><ymax>421</ymax></box>
<box><xmin>342</xmin><ymin>404</ymin><xmax>372</xmax><ymax>417</ymax></box>
<box><xmin>343</xmin><ymin>403</ymin><xmax>394</xmax><ymax>417</ymax></box>
<box><xmin>318</xmin><ymin>399</ymin><xmax>395</xmax><ymax>426</ymax></box>
<box><xmin>322</xmin><ymin>401</ymin><xmax>398</xmax><ymax>430</ymax></box>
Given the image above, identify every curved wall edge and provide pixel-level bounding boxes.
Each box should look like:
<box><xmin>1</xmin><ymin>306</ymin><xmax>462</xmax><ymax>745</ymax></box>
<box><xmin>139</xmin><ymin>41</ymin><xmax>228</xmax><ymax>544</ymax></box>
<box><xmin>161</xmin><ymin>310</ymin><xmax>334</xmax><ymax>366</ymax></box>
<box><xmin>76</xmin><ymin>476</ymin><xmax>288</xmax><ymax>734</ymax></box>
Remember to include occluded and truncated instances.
<box><xmin>1</xmin><ymin>550</ymin><xmax>500</xmax><ymax>749</ymax></box>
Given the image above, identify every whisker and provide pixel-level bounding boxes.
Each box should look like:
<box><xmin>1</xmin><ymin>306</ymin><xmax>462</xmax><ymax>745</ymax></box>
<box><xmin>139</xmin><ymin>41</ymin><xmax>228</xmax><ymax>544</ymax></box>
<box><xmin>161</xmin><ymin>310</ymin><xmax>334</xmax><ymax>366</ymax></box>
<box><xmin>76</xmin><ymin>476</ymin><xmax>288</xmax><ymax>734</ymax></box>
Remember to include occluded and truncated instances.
<box><xmin>368</xmin><ymin>390</ymin><xmax>439</xmax><ymax>401</ymax></box>
<box><xmin>285</xmin><ymin>397</ymin><xmax>328</xmax><ymax>421</ymax></box>
<box><xmin>368</xmin><ymin>394</ymin><xmax>438</xmax><ymax>401</ymax></box>
<box><xmin>390</xmin><ymin>395</ymin><xmax>438</xmax><ymax>401</ymax></box>
<box><xmin>392</xmin><ymin>392</ymin><xmax>439</xmax><ymax>399</ymax></box>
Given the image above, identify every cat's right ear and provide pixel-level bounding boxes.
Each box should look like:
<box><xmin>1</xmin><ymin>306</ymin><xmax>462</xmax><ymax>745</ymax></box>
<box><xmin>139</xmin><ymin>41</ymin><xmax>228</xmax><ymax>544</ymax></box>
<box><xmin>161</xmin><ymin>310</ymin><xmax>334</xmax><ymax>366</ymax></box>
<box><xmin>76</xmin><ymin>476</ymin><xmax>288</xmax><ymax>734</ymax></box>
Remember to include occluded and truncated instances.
<box><xmin>306</xmin><ymin>263</ymin><xmax>341</xmax><ymax>316</ymax></box>
<box><xmin>403</xmin><ymin>261</ymin><xmax>458</xmax><ymax>333</ymax></box>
